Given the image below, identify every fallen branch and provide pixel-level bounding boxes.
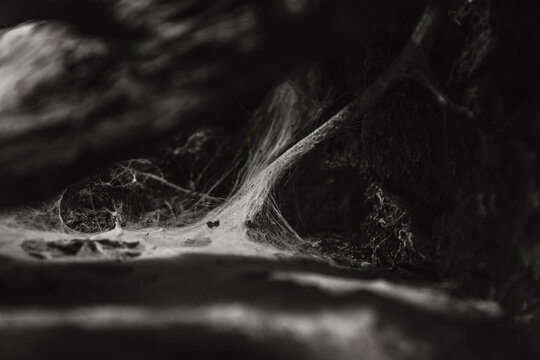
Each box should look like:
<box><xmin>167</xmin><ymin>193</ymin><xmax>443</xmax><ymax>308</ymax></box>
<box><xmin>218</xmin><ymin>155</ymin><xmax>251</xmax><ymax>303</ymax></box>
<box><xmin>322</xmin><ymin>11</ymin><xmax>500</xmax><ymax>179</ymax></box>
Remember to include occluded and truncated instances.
<box><xmin>257</xmin><ymin>3</ymin><xmax>448</xmax><ymax>188</ymax></box>
<box><xmin>206</xmin><ymin>3</ymin><xmax>449</xmax><ymax>242</ymax></box>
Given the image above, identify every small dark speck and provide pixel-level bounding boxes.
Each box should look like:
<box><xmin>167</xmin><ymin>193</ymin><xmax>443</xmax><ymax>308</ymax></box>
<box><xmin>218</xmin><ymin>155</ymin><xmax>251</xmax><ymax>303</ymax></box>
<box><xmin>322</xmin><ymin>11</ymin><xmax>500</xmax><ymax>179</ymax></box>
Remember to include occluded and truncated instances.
<box><xmin>207</xmin><ymin>220</ymin><xmax>220</xmax><ymax>229</ymax></box>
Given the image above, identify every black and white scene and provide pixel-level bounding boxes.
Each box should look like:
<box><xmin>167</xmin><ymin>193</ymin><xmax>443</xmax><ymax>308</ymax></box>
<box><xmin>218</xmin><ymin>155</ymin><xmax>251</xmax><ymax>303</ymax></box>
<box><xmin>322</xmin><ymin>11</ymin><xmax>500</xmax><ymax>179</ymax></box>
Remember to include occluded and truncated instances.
<box><xmin>0</xmin><ymin>0</ymin><xmax>539</xmax><ymax>359</ymax></box>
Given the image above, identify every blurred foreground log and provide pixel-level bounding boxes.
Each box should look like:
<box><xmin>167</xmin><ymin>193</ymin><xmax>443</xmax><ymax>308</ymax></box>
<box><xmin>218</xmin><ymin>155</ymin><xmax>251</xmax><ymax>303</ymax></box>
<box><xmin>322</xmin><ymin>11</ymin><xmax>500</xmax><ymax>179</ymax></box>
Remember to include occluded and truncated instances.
<box><xmin>0</xmin><ymin>0</ymin><xmax>426</xmax><ymax>207</ymax></box>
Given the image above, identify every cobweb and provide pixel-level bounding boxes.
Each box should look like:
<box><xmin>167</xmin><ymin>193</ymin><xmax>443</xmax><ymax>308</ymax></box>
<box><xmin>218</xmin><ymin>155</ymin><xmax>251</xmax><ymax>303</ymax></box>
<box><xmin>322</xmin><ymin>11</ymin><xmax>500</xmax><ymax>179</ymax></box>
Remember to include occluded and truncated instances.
<box><xmin>1</xmin><ymin>69</ymin><xmax>330</xmax><ymax>256</ymax></box>
<box><xmin>2</xmin><ymin>1</ymin><xmax>493</xmax><ymax>261</ymax></box>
